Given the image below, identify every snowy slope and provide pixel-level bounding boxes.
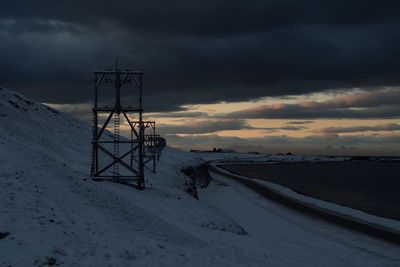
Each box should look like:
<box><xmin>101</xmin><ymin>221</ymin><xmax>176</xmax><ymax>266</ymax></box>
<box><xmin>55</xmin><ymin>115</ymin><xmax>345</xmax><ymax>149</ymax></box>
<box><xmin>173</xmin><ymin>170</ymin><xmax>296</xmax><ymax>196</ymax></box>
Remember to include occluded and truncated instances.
<box><xmin>1</xmin><ymin>87</ymin><xmax>400</xmax><ymax>266</ymax></box>
<box><xmin>0</xmin><ymin>87</ymin><xmax>245</xmax><ymax>266</ymax></box>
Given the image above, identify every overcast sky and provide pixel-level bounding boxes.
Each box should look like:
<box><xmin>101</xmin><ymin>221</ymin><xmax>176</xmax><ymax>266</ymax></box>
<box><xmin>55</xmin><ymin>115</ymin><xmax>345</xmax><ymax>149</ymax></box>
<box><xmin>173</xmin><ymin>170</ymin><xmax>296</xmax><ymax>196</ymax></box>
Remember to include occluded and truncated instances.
<box><xmin>1</xmin><ymin>1</ymin><xmax>400</xmax><ymax>155</ymax></box>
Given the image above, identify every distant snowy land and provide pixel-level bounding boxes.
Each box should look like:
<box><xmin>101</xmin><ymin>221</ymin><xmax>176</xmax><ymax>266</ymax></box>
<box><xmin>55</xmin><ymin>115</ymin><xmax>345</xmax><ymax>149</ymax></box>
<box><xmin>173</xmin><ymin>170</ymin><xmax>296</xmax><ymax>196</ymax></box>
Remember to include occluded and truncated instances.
<box><xmin>1</xmin><ymin>87</ymin><xmax>400</xmax><ymax>266</ymax></box>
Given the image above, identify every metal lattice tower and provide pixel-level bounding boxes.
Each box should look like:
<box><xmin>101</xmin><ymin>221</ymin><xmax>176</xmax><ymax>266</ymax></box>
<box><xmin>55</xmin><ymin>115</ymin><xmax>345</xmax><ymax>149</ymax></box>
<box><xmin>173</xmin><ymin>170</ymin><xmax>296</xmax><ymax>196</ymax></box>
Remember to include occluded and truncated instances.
<box><xmin>131</xmin><ymin>121</ymin><xmax>159</xmax><ymax>173</ymax></box>
<box><xmin>90</xmin><ymin>66</ymin><xmax>145</xmax><ymax>189</ymax></box>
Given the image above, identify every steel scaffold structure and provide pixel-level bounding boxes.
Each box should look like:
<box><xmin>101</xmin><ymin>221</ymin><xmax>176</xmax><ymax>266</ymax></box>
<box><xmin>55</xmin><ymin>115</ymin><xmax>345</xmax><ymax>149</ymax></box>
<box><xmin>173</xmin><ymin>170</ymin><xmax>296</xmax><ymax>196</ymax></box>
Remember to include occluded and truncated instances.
<box><xmin>90</xmin><ymin>68</ymin><xmax>146</xmax><ymax>189</ymax></box>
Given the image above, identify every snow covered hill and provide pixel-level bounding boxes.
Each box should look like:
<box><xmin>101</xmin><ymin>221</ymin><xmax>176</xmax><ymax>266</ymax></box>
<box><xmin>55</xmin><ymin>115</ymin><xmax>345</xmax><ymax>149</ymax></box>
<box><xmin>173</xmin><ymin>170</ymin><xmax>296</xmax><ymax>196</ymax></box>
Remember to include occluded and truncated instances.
<box><xmin>1</xmin><ymin>87</ymin><xmax>400</xmax><ymax>266</ymax></box>
<box><xmin>0</xmin><ymin>87</ymin><xmax>245</xmax><ymax>266</ymax></box>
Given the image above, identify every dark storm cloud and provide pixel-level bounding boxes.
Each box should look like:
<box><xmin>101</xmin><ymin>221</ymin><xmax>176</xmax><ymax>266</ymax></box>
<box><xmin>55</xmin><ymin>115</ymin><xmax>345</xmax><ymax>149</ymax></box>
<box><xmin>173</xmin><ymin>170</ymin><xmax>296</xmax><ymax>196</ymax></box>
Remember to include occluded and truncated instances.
<box><xmin>146</xmin><ymin>111</ymin><xmax>208</xmax><ymax>118</ymax></box>
<box><xmin>226</xmin><ymin>104</ymin><xmax>400</xmax><ymax>119</ymax></box>
<box><xmin>153</xmin><ymin>120</ymin><xmax>305</xmax><ymax>135</ymax></box>
<box><xmin>2</xmin><ymin>1</ymin><xmax>399</xmax><ymax>35</ymax></box>
<box><xmin>224</xmin><ymin>88</ymin><xmax>400</xmax><ymax>119</ymax></box>
<box><xmin>314</xmin><ymin>123</ymin><xmax>400</xmax><ymax>135</ymax></box>
<box><xmin>1</xmin><ymin>1</ymin><xmax>400</xmax><ymax>111</ymax></box>
<box><xmin>157</xmin><ymin>120</ymin><xmax>252</xmax><ymax>135</ymax></box>
<box><xmin>287</xmin><ymin>121</ymin><xmax>314</xmax><ymax>125</ymax></box>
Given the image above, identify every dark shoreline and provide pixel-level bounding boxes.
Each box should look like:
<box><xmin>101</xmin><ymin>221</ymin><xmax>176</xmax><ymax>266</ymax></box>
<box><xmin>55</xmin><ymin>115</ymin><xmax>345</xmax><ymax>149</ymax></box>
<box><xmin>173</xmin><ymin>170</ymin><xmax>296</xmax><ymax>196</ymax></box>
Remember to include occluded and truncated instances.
<box><xmin>219</xmin><ymin>161</ymin><xmax>400</xmax><ymax>221</ymax></box>
<box><xmin>208</xmin><ymin>163</ymin><xmax>400</xmax><ymax>245</ymax></box>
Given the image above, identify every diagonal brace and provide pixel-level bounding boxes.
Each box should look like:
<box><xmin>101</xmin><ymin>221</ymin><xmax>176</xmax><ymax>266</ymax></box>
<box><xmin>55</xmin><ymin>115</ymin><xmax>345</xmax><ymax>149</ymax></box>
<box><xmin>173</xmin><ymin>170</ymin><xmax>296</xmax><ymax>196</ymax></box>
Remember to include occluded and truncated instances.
<box><xmin>96</xmin><ymin>144</ymin><xmax>139</xmax><ymax>176</ymax></box>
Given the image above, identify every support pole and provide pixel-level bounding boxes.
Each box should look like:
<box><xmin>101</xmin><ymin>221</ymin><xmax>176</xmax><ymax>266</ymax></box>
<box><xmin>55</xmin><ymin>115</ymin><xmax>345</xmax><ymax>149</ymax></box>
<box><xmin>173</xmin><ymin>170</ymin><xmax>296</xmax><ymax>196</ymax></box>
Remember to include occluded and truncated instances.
<box><xmin>91</xmin><ymin>73</ymin><xmax>99</xmax><ymax>177</ymax></box>
<box><xmin>138</xmin><ymin>73</ymin><xmax>144</xmax><ymax>189</ymax></box>
<box><xmin>130</xmin><ymin>128</ymin><xmax>134</xmax><ymax>167</ymax></box>
<box><xmin>153</xmin><ymin>123</ymin><xmax>156</xmax><ymax>172</ymax></box>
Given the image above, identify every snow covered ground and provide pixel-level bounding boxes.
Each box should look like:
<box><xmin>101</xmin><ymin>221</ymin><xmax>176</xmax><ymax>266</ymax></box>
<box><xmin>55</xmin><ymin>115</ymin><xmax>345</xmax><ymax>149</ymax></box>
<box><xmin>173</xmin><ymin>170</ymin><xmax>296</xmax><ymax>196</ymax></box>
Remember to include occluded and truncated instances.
<box><xmin>202</xmin><ymin>172</ymin><xmax>400</xmax><ymax>266</ymax></box>
<box><xmin>210</xmin><ymin>164</ymin><xmax>400</xmax><ymax>233</ymax></box>
<box><xmin>1</xmin><ymin>87</ymin><xmax>400</xmax><ymax>266</ymax></box>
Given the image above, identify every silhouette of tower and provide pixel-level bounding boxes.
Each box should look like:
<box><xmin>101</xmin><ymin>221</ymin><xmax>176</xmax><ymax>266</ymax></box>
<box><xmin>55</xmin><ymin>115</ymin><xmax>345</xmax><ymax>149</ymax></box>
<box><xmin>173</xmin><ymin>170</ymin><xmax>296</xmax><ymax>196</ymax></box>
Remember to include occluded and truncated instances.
<box><xmin>90</xmin><ymin>64</ymin><xmax>145</xmax><ymax>189</ymax></box>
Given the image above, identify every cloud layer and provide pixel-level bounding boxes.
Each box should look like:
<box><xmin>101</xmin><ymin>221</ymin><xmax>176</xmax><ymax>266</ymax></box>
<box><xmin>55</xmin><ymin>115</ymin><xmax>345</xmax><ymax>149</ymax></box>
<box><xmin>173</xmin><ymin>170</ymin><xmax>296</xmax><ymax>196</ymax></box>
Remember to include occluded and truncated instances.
<box><xmin>225</xmin><ymin>88</ymin><xmax>400</xmax><ymax>119</ymax></box>
<box><xmin>2</xmin><ymin>1</ymin><xmax>400</xmax><ymax>111</ymax></box>
<box><xmin>315</xmin><ymin>123</ymin><xmax>400</xmax><ymax>135</ymax></box>
<box><xmin>3</xmin><ymin>2</ymin><xmax>400</xmax><ymax>155</ymax></box>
